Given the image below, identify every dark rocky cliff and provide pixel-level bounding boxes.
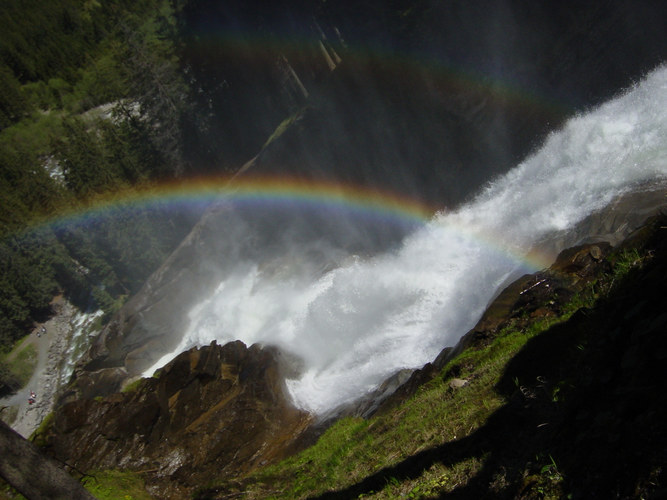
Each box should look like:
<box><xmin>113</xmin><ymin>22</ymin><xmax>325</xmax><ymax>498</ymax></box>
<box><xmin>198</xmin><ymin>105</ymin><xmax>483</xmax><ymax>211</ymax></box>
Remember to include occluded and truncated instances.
<box><xmin>43</xmin><ymin>341</ymin><xmax>311</xmax><ymax>499</ymax></box>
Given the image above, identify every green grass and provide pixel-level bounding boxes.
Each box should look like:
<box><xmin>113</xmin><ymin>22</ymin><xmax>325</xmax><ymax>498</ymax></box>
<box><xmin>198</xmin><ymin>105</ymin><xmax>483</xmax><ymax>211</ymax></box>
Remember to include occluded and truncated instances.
<box><xmin>82</xmin><ymin>470</ymin><xmax>154</xmax><ymax>500</ymax></box>
<box><xmin>120</xmin><ymin>377</ymin><xmax>145</xmax><ymax>394</ymax></box>
<box><xmin>2</xmin><ymin>343</ymin><xmax>38</xmax><ymax>388</ymax></box>
<box><xmin>609</xmin><ymin>248</ymin><xmax>646</xmax><ymax>285</ymax></box>
<box><xmin>1</xmin><ymin>443</ymin><xmax>153</xmax><ymax>499</ymax></box>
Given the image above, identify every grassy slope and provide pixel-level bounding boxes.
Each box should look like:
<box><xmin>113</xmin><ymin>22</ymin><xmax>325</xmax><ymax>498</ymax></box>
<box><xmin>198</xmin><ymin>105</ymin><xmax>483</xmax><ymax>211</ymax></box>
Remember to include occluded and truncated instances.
<box><xmin>81</xmin><ymin>470</ymin><xmax>154</xmax><ymax>500</ymax></box>
<box><xmin>0</xmin><ymin>468</ymin><xmax>152</xmax><ymax>500</ymax></box>
<box><xmin>194</xmin><ymin>216</ymin><xmax>666</xmax><ymax>500</ymax></box>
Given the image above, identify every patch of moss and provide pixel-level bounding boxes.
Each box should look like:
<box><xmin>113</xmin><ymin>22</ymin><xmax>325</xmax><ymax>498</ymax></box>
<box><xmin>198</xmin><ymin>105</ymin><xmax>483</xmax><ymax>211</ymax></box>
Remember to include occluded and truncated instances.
<box><xmin>120</xmin><ymin>377</ymin><xmax>145</xmax><ymax>394</ymax></box>
<box><xmin>30</xmin><ymin>412</ymin><xmax>54</xmax><ymax>448</ymax></box>
<box><xmin>82</xmin><ymin>470</ymin><xmax>154</xmax><ymax>500</ymax></box>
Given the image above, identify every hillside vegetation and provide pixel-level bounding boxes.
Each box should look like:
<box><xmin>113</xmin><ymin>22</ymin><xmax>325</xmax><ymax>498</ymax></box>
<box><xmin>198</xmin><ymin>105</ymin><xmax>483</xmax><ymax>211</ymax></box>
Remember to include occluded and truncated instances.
<box><xmin>0</xmin><ymin>0</ymin><xmax>199</xmax><ymax>369</ymax></box>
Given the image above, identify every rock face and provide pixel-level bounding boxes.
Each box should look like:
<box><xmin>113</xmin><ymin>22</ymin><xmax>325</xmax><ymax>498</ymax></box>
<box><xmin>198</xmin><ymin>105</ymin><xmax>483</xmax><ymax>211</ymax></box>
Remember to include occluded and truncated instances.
<box><xmin>44</xmin><ymin>341</ymin><xmax>311</xmax><ymax>499</ymax></box>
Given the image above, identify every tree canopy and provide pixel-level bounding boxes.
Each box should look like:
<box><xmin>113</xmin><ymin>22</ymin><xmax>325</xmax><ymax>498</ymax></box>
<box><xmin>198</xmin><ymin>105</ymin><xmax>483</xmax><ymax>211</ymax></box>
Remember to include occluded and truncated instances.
<box><xmin>0</xmin><ymin>0</ymin><xmax>203</xmax><ymax>358</ymax></box>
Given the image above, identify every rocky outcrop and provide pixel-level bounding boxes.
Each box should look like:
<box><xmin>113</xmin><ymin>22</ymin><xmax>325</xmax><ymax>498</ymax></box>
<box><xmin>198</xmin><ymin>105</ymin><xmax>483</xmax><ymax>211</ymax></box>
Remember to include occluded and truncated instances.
<box><xmin>528</xmin><ymin>185</ymin><xmax>667</xmax><ymax>262</ymax></box>
<box><xmin>43</xmin><ymin>341</ymin><xmax>312</xmax><ymax>499</ymax></box>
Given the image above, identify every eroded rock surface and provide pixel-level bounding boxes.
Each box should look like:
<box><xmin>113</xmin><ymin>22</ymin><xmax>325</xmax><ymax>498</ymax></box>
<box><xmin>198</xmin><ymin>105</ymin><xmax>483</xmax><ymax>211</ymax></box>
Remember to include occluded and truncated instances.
<box><xmin>44</xmin><ymin>341</ymin><xmax>311</xmax><ymax>499</ymax></box>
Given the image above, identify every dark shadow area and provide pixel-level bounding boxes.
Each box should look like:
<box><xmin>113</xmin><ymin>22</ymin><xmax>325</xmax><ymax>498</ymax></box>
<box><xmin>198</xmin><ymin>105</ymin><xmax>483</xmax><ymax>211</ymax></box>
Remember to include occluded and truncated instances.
<box><xmin>310</xmin><ymin>216</ymin><xmax>667</xmax><ymax>499</ymax></box>
<box><xmin>178</xmin><ymin>1</ymin><xmax>667</xmax><ymax>207</ymax></box>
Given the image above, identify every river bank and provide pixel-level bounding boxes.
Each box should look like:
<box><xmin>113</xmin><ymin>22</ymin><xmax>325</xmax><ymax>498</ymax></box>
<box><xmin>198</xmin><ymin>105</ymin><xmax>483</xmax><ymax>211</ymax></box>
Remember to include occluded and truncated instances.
<box><xmin>0</xmin><ymin>297</ymin><xmax>99</xmax><ymax>438</ymax></box>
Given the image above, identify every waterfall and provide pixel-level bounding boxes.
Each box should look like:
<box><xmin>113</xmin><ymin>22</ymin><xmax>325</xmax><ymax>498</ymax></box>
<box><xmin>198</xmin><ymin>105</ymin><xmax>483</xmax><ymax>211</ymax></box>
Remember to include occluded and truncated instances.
<box><xmin>145</xmin><ymin>66</ymin><xmax>667</xmax><ymax>414</ymax></box>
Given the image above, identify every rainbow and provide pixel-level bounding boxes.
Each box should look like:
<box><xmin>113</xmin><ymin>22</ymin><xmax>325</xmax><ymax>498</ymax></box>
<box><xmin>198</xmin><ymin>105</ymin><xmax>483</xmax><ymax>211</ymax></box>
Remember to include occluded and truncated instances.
<box><xmin>25</xmin><ymin>175</ymin><xmax>440</xmax><ymax>237</ymax></box>
<box><xmin>17</xmin><ymin>175</ymin><xmax>553</xmax><ymax>273</ymax></box>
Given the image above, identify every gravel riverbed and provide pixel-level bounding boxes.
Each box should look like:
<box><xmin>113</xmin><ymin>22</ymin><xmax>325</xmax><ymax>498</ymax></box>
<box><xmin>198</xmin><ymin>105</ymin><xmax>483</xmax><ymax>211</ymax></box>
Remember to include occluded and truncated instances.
<box><xmin>1</xmin><ymin>297</ymin><xmax>91</xmax><ymax>438</ymax></box>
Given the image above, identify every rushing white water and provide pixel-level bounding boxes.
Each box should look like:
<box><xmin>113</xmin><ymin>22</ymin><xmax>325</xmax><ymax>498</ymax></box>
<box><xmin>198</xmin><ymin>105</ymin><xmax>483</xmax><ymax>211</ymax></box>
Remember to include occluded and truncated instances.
<box><xmin>146</xmin><ymin>66</ymin><xmax>667</xmax><ymax>414</ymax></box>
<box><xmin>58</xmin><ymin>308</ymin><xmax>104</xmax><ymax>387</ymax></box>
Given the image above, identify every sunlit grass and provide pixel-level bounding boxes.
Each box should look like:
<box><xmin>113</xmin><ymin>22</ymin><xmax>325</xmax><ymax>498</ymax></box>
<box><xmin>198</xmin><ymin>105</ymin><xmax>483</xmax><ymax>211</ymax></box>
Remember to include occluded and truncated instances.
<box><xmin>1</xmin><ymin>343</ymin><xmax>38</xmax><ymax>388</ymax></box>
<box><xmin>82</xmin><ymin>470</ymin><xmax>154</xmax><ymax>500</ymax></box>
